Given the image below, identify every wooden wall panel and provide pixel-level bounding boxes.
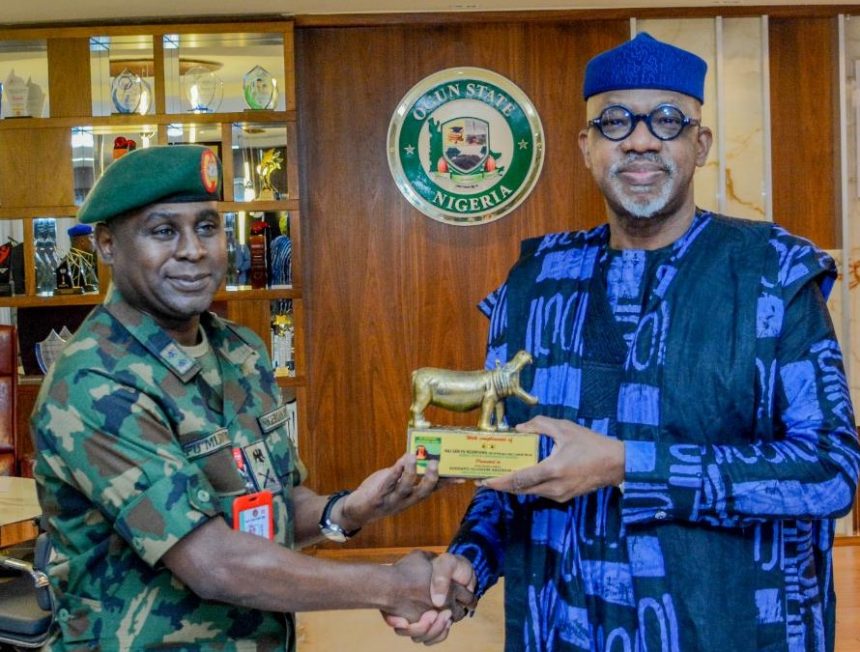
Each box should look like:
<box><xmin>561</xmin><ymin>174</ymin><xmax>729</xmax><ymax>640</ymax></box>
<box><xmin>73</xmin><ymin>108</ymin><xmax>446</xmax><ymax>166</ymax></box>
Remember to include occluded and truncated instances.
<box><xmin>47</xmin><ymin>38</ymin><xmax>92</xmax><ymax>118</ymax></box>
<box><xmin>769</xmin><ymin>16</ymin><xmax>840</xmax><ymax>248</ymax></box>
<box><xmin>296</xmin><ymin>20</ymin><xmax>628</xmax><ymax>548</ymax></box>
<box><xmin>224</xmin><ymin>299</ymin><xmax>271</xmax><ymax>346</ymax></box>
<box><xmin>0</xmin><ymin>128</ymin><xmax>73</xmax><ymax>207</ymax></box>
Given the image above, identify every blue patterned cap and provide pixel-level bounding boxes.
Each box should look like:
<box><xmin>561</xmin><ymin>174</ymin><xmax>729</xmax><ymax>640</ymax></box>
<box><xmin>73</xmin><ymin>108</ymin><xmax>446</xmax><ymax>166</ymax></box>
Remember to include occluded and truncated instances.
<box><xmin>583</xmin><ymin>33</ymin><xmax>707</xmax><ymax>103</ymax></box>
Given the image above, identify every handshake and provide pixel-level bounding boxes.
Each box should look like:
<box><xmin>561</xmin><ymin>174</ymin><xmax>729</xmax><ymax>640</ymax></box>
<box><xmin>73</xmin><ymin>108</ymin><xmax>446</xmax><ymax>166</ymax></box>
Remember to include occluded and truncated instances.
<box><xmin>381</xmin><ymin>550</ymin><xmax>477</xmax><ymax>645</ymax></box>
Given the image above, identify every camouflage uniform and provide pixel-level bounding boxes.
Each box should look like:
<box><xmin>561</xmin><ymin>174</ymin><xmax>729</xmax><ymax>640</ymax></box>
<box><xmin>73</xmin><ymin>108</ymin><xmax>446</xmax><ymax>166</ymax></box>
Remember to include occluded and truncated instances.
<box><xmin>32</xmin><ymin>287</ymin><xmax>304</xmax><ymax>651</ymax></box>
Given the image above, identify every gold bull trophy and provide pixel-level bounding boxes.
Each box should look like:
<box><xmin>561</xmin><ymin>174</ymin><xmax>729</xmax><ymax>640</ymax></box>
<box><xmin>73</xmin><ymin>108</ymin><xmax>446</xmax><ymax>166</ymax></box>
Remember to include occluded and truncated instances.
<box><xmin>407</xmin><ymin>350</ymin><xmax>541</xmax><ymax>479</ymax></box>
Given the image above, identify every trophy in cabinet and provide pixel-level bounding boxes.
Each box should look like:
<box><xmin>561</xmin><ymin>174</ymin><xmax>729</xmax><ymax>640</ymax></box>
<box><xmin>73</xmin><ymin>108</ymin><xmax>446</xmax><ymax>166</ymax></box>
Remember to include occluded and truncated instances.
<box><xmin>256</xmin><ymin>148</ymin><xmax>283</xmax><ymax>201</ymax></box>
<box><xmin>110</xmin><ymin>68</ymin><xmax>151</xmax><ymax>115</ymax></box>
<box><xmin>248</xmin><ymin>219</ymin><xmax>270</xmax><ymax>289</ymax></box>
<box><xmin>269</xmin><ymin>213</ymin><xmax>291</xmax><ymax>287</ymax></box>
<box><xmin>223</xmin><ymin>213</ymin><xmax>251</xmax><ymax>288</ymax></box>
<box><xmin>406</xmin><ymin>350</ymin><xmax>541</xmax><ymax>478</ymax></box>
<box><xmin>3</xmin><ymin>72</ymin><xmax>46</xmax><ymax>118</ymax></box>
<box><xmin>66</xmin><ymin>224</ymin><xmax>99</xmax><ymax>293</ymax></box>
<box><xmin>27</xmin><ymin>77</ymin><xmax>44</xmax><ymax>117</ymax></box>
<box><xmin>183</xmin><ymin>65</ymin><xmax>223</xmax><ymax>113</ymax></box>
<box><xmin>54</xmin><ymin>258</ymin><xmax>78</xmax><ymax>295</ymax></box>
<box><xmin>243</xmin><ymin>65</ymin><xmax>279</xmax><ymax>110</ymax></box>
<box><xmin>3</xmin><ymin>70</ymin><xmax>28</xmax><ymax>117</ymax></box>
<box><xmin>224</xmin><ymin>213</ymin><xmax>240</xmax><ymax>288</ymax></box>
<box><xmin>35</xmin><ymin>329</ymin><xmax>70</xmax><ymax>374</ymax></box>
<box><xmin>33</xmin><ymin>219</ymin><xmax>60</xmax><ymax>296</ymax></box>
<box><xmin>112</xmin><ymin>136</ymin><xmax>136</xmax><ymax>160</ymax></box>
<box><xmin>0</xmin><ymin>242</ymin><xmax>12</xmax><ymax>296</ymax></box>
<box><xmin>271</xmin><ymin>300</ymin><xmax>295</xmax><ymax>376</ymax></box>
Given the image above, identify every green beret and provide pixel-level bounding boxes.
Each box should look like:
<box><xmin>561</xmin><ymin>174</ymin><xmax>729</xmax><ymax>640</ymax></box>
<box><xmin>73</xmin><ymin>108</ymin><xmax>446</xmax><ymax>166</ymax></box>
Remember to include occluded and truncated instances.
<box><xmin>77</xmin><ymin>144</ymin><xmax>222</xmax><ymax>224</ymax></box>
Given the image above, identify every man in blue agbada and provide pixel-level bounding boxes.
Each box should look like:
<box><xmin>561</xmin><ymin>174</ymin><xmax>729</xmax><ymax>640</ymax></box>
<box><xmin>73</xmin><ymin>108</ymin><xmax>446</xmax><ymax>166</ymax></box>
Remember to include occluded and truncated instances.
<box><xmin>390</xmin><ymin>33</ymin><xmax>860</xmax><ymax>650</ymax></box>
<box><xmin>31</xmin><ymin>145</ymin><xmax>476</xmax><ymax>650</ymax></box>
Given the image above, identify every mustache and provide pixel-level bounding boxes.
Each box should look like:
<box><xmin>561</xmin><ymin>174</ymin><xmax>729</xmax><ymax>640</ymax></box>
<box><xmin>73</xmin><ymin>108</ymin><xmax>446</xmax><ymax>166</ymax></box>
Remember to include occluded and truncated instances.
<box><xmin>610</xmin><ymin>153</ymin><xmax>674</xmax><ymax>175</ymax></box>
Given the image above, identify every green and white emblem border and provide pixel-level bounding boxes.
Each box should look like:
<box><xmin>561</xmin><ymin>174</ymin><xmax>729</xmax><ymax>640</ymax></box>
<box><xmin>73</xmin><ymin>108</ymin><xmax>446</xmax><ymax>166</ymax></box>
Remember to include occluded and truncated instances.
<box><xmin>387</xmin><ymin>67</ymin><xmax>545</xmax><ymax>226</ymax></box>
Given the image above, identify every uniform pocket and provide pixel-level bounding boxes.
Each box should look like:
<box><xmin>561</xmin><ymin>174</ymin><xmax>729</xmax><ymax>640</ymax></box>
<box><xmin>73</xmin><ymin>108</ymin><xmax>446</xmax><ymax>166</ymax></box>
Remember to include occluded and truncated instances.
<box><xmin>179</xmin><ymin>428</ymin><xmax>246</xmax><ymax>496</ymax></box>
<box><xmin>55</xmin><ymin>592</ymin><xmax>108</xmax><ymax>645</ymax></box>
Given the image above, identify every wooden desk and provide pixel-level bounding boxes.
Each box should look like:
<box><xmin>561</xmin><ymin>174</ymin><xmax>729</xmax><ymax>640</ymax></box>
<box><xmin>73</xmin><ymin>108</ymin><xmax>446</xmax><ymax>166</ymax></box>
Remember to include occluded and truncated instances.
<box><xmin>0</xmin><ymin>477</ymin><xmax>39</xmax><ymax>546</ymax></box>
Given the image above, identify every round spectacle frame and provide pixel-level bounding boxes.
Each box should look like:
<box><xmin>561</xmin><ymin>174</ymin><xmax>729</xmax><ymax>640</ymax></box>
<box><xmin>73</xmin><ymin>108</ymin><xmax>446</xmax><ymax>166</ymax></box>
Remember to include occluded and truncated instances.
<box><xmin>587</xmin><ymin>104</ymin><xmax>701</xmax><ymax>142</ymax></box>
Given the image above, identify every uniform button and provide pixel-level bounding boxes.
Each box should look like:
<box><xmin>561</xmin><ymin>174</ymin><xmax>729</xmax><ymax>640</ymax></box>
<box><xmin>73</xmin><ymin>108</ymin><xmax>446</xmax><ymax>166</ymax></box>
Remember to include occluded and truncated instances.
<box><xmin>197</xmin><ymin>489</ymin><xmax>210</xmax><ymax>502</ymax></box>
<box><xmin>655</xmin><ymin>510</ymin><xmax>667</xmax><ymax>520</ymax></box>
<box><xmin>57</xmin><ymin>608</ymin><xmax>69</xmax><ymax>621</ymax></box>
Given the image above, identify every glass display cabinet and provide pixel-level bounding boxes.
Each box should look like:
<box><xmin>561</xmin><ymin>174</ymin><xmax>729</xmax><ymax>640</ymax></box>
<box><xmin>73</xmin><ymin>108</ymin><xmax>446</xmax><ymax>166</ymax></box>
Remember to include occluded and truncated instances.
<box><xmin>0</xmin><ymin>20</ymin><xmax>304</xmax><ymax>473</ymax></box>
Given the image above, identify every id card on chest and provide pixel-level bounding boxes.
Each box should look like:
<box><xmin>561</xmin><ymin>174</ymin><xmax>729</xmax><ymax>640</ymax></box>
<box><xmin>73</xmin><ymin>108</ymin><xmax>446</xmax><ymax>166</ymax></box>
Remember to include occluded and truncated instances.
<box><xmin>233</xmin><ymin>490</ymin><xmax>274</xmax><ymax>539</ymax></box>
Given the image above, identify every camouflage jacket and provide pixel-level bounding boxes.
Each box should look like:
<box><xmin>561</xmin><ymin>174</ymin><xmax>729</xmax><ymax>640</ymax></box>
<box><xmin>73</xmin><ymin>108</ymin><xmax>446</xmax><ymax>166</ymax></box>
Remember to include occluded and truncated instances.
<box><xmin>32</xmin><ymin>287</ymin><xmax>304</xmax><ymax>651</ymax></box>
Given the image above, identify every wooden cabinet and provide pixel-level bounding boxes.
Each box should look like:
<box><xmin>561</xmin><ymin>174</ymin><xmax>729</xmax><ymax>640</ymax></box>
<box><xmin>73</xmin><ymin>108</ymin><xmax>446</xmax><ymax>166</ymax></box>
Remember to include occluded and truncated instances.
<box><xmin>0</xmin><ymin>20</ymin><xmax>306</xmax><ymax>468</ymax></box>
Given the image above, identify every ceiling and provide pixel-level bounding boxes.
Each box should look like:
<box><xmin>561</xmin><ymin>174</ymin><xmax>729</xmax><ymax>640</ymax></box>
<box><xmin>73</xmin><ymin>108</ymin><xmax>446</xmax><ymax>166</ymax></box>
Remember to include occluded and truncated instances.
<box><xmin>2</xmin><ymin>0</ymin><xmax>859</xmax><ymax>27</ymax></box>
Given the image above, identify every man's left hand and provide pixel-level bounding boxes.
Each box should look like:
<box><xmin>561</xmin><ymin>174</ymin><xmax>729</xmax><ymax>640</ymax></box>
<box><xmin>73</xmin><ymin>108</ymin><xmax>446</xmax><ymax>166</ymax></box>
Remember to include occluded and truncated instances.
<box><xmin>478</xmin><ymin>415</ymin><xmax>625</xmax><ymax>502</ymax></box>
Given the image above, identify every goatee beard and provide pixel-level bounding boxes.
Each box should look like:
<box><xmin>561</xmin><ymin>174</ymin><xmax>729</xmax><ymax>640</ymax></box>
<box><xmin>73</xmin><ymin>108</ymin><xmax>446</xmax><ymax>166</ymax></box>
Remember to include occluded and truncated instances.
<box><xmin>608</xmin><ymin>153</ymin><xmax>676</xmax><ymax>220</ymax></box>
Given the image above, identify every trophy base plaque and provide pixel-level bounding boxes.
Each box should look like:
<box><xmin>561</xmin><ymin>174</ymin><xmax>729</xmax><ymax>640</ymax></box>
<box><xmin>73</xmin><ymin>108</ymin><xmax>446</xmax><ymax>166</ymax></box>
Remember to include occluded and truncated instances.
<box><xmin>408</xmin><ymin>427</ymin><xmax>539</xmax><ymax>479</ymax></box>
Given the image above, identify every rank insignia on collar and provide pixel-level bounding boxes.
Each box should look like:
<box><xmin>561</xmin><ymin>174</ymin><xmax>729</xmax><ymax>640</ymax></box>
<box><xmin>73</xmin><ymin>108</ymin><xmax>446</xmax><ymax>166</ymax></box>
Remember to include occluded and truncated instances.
<box><xmin>160</xmin><ymin>342</ymin><xmax>195</xmax><ymax>376</ymax></box>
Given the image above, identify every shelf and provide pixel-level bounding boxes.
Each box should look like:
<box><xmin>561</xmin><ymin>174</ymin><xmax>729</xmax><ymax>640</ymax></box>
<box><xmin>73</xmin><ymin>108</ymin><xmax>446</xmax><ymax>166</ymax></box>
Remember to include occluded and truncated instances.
<box><xmin>0</xmin><ymin>202</ymin><xmax>298</xmax><ymax>219</ymax></box>
<box><xmin>0</xmin><ymin>293</ymin><xmax>104</xmax><ymax>308</ymax></box>
<box><xmin>215</xmin><ymin>287</ymin><xmax>300</xmax><ymax>301</ymax></box>
<box><xmin>0</xmin><ymin>111</ymin><xmax>296</xmax><ymax>131</ymax></box>
<box><xmin>220</xmin><ymin>200</ymin><xmax>299</xmax><ymax>212</ymax></box>
<box><xmin>0</xmin><ymin>207</ymin><xmax>79</xmax><ymax>219</ymax></box>
<box><xmin>276</xmin><ymin>374</ymin><xmax>304</xmax><ymax>388</ymax></box>
<box><xmin>0</xmin><ymin>21</ymin><xmax>293</xmax><ymax>42</ymax></box>
<box><xmin>0</xmin><ymin>287</ymin><xmax>298</xmax><ymax>308</ymax></box>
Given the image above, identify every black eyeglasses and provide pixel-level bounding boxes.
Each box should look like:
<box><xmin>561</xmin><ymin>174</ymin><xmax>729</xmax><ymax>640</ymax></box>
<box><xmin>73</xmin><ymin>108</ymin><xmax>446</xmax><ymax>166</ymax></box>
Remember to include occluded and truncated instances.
<box><xmin>587</xmin><ymin>104</ymin><xmax>700</xmax><ymax>141</ymax></box>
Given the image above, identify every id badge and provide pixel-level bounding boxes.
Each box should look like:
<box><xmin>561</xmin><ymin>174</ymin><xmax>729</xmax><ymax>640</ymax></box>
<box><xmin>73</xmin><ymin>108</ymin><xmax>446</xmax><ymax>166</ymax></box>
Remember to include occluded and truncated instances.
<box><xmin>233</xmin><ymin>490</ymin><xmax>274</xmax><ymax>540</ymax></box>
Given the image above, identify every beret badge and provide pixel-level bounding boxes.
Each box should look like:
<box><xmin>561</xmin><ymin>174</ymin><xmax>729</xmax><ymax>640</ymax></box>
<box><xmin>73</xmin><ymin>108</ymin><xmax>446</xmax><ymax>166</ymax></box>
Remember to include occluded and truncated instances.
<box><xmin>201</xmin><ymin>149</ymin><xmax>219</xmax><ymax>194</ymax></box>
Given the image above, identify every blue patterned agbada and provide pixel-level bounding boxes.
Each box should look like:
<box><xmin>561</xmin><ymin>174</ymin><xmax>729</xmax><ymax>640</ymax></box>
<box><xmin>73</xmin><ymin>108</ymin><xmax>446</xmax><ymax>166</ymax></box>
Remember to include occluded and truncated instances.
<box><xmin>450</xmin><ymin>212</ymin><xmax>860</xmax><ymax>651</ymax></box>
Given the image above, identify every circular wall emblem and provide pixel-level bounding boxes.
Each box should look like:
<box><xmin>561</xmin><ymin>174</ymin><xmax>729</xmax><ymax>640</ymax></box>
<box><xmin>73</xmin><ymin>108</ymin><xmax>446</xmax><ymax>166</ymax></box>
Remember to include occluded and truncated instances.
<box><xmin>388</xmin><ymin>67</ymin><xmax>544</xmax><ymax>226</ymax></box>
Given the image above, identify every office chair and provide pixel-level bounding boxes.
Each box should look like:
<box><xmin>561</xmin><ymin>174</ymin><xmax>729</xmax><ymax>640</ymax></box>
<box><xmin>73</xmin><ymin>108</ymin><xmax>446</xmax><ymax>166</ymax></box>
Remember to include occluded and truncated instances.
<box><xmin>0</xmin><ymin>532</ymin><xmax>54</xmax><ymax>649</ymax></box>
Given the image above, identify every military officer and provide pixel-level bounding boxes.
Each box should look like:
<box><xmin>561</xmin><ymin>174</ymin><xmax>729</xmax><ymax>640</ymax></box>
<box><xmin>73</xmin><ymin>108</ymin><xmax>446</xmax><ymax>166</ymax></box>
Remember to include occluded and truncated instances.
<box><xmin>31</xmin><ymin>145</ymin><xmax>475</xmax><ymax>651</ymax></box>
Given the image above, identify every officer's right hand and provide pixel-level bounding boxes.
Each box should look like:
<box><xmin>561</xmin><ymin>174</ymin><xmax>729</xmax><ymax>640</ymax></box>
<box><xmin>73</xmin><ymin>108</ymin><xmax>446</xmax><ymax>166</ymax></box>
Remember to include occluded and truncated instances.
<box><xmin>383</xmin><ymin>551</ymin><xmax>476</xmax><ymax>645</ymax></box>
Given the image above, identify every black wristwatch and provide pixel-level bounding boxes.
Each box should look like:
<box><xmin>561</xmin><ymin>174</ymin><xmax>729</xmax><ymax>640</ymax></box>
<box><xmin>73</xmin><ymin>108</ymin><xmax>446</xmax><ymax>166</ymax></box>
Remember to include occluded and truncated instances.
<box><xmin>318</xmin><ymin>490</ymin><xmax>361</xmax><ymax>543</ymax></box>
